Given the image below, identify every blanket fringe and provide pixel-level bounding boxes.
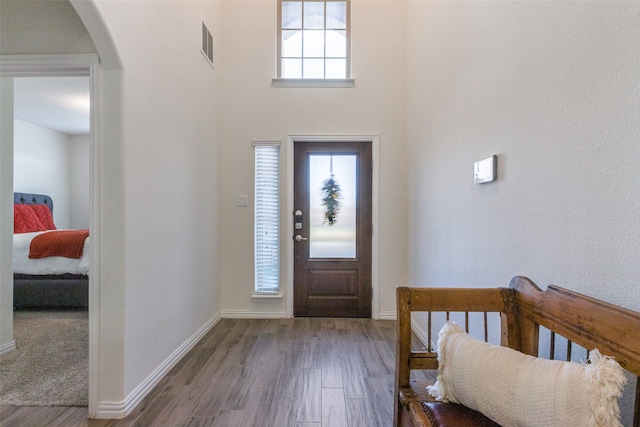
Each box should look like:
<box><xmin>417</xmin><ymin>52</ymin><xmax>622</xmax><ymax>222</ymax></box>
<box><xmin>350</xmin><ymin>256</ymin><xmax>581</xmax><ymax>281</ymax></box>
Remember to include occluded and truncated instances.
<box><xmin>426</xmin><ymin>321</ymin><xmax>464</xmax><ymax>403</ymax></box>
<box><xmin>587</xmin><ymin>349</ymin><xmax>627</xmax><ymax>427</ymax></box>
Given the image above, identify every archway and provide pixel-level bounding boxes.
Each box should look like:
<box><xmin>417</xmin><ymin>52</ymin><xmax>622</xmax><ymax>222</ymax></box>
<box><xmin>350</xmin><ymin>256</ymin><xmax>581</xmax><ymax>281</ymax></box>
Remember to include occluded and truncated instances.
<box><xmin>1</xmin><ymin>0</ymin><xmax>122</xmax><ymax>418</ymax></box>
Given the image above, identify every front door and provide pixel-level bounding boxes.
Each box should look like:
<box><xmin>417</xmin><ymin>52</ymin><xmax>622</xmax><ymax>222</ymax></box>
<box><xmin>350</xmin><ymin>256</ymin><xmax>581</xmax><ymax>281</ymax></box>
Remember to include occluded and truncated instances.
<box><xmin>293</xmin><ymin>141</ymin><xmax>372</xmax><ymax>317</ymax></box>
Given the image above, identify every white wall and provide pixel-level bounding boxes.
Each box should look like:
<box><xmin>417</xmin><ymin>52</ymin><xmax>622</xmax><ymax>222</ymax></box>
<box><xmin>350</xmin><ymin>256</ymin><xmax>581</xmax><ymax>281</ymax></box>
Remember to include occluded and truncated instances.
<box><xmin>92</xmin><ymin>0</ymin><xmax>223</xmax><ymax>402</ymax></box>
<box><xmin>14</xmin><ymin>119</ymin><xmax>72</xmax><ymax>229</ymax></box>
<box><xmin>70</xmin><ymin>134</ymin><xmax>90</xmax><ymax>229</ymax></box>
<box><xmin>218</xmin><ymin>1</ymin><xmax>408</xmax><ymax>318</ymax></box>
<box><xmin>0</xmin><ymin>0</ymin><xmax>96</xmax><ymax>55</ymax></box>
<box><xmin>406</xmin><ymin>0</ymin><xmax>640</xmax><ymax>306</ymax></box>
<box><xmin>2</xmin><ymin>0</ymin><xmax>223</xmax><ymax>416</ymax></box>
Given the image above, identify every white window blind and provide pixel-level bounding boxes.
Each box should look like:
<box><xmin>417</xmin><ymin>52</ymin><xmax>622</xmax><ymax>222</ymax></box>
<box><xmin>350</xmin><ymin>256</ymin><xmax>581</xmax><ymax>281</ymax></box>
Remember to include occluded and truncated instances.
<box><xmin>254</xmin><ymin>142</ymin><xmax>280</xmax><ymax>293</ymax></box>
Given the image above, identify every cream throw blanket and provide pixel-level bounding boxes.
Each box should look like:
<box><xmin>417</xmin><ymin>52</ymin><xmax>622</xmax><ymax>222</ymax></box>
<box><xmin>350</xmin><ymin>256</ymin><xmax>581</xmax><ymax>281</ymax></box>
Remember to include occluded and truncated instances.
<box><xmin>427</xmin><ymin>321</ymin><xmax>626</xmax><ymax>427</ymax></box>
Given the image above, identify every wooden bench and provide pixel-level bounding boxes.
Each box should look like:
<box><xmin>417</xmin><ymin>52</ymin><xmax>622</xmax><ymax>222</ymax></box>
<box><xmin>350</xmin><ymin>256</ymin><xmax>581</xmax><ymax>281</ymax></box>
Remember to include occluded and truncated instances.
<box><xmin>394</xmin><ymin>276</ymin><xmax>640</xmax><ymax>427</ymax></box>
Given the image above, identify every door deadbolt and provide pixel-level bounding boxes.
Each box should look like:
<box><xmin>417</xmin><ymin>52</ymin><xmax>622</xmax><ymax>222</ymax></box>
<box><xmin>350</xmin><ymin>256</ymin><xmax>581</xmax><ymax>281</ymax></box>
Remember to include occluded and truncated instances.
<box><xmin>294</xmin><ymin>210</ymin><xmax>303</xmax><ymax>230</ymax></box>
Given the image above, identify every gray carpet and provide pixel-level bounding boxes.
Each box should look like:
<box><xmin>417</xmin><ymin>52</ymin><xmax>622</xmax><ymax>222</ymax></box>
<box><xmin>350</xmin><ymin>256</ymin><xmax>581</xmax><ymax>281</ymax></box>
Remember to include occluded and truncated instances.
<box><xmin>0</xmin><ymin>310</ymin><xmax>88</xmax><ymax>407</ymax></box>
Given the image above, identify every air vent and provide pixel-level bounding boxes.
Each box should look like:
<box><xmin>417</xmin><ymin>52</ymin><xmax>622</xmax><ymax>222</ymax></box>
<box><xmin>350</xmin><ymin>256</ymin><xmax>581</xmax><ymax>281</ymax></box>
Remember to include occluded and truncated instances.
<box><xmin>201</xmin><ymin>21</ymin><xmax>214</xmax><ymax>68</ymax></box>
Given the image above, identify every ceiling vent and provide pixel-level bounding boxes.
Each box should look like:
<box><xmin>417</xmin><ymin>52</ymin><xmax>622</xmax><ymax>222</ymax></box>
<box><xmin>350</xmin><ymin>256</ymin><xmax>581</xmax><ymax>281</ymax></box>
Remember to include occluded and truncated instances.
<box><xmin>201</xmin><ymin>21</ymin><xmax>214</xmax><ymax>68</ymax></box>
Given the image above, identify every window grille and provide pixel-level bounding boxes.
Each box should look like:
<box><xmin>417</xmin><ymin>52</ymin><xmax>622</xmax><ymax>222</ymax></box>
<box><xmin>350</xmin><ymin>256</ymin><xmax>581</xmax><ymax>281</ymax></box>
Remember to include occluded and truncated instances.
<box><xmin>278</xmin><ymin>0</ymin><xmax>350</xmax><ymax>79</ymax></box>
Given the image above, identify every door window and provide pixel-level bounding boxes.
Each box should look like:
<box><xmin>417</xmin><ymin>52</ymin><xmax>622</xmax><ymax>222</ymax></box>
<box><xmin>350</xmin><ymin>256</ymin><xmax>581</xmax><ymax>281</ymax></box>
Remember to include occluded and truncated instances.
<box><xmin>308</xmin><ymin>154</ymin><xmax>356</xmax><ymax>258</ymax></box>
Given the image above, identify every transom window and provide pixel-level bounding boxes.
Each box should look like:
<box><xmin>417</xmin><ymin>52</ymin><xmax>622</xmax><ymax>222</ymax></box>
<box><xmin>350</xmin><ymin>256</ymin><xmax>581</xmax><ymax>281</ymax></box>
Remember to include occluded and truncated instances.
<box><xmin>278</xmin><ymin>0</ymin><xmax>350</xmax><ymax>79</ymax></box>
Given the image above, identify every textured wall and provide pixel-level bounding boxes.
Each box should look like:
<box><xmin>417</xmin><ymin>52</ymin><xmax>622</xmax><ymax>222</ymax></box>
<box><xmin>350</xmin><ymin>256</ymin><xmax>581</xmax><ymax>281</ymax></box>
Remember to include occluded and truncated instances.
<box><xmin>405</xmin><ymin>2</ymin><xmax>640</xmax><ymax>423</ymax></box>
<box><xmin>92</xmin><ymin>0</ymin><xmax>223</xmax><ymax>397</ymax></box>
<box><xmin>0</xmin><ymin>0</ymin><xmax>96</xmax><ymax>55</ymax></box>
<box><xmin>406</xmin><ymin>1</ymin><xmax>640</xmax><ymax>307</ymax></box>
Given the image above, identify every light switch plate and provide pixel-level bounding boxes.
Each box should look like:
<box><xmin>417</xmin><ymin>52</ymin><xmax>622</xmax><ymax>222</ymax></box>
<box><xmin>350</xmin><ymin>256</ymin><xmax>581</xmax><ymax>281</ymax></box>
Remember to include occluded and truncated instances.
<box><xmin>237</xmin><ymin>194</ymin><xmax>249</xmax><ymax>207</ymax></box>
<box><xmin>474</xmin><ymin>155</ymin><xmax>497</xmax><ymax>184</ymax></box>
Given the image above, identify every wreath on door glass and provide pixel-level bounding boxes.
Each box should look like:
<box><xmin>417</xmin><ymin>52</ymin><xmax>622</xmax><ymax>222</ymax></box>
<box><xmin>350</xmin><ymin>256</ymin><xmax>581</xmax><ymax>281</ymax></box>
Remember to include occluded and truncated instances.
<box><xmin>321</xmin><ymin>156</ymin><xmax>342</xmax><ymax>226</ymax></box>
<box><xmin>321</xmin><ymin>175</ymin><xmax>341</xmax><ymax>225</ymax></box>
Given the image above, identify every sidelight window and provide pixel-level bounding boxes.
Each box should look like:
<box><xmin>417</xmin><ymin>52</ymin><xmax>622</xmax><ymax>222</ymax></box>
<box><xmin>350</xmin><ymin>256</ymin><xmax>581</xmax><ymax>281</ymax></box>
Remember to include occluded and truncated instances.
<box><xmin>254</xmin><ymin>142</ymin><xmax>281</xmax><ymax>293</ymax></box>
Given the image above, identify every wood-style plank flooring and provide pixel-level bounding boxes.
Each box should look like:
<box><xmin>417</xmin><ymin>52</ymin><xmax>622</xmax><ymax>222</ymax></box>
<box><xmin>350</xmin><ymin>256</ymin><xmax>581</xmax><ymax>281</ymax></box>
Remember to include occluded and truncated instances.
<box><xmin>0</xmin><ymin>318</ymin><xmax>433</xmax><ymax>427</ymax></box>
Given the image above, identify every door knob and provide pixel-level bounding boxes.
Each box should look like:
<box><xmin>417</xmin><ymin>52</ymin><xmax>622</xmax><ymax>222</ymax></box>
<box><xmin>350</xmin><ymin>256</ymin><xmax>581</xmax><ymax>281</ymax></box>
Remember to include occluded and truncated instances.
<box><xmin>295</xmin><ymin>235</ymin><xmax>308</xmax><ymax>242</ymax></box>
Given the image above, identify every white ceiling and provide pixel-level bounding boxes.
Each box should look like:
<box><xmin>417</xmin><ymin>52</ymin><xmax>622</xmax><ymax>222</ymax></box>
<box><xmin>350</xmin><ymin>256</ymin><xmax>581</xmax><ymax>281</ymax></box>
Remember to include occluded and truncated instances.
<box><xmin>13</xmin><ymin>76</ymin><xmax>90</xmax><ymax>136</ymax></box>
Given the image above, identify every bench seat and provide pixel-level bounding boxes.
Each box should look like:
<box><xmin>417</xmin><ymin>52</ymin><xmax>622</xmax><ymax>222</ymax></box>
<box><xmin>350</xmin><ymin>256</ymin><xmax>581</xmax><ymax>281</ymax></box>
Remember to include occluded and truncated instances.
<box><xmin>398</xmin><ymin>380</ymin><xmax>500</xmax><ymax>427</ymax></box>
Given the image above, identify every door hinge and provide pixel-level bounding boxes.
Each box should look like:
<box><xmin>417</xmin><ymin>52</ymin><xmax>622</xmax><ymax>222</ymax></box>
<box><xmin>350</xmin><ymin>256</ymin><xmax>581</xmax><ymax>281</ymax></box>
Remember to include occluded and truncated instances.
<box><xmin>371</xmin><ymin>287</ymin><xmax>374</xmax><ymax>300</ymax></box>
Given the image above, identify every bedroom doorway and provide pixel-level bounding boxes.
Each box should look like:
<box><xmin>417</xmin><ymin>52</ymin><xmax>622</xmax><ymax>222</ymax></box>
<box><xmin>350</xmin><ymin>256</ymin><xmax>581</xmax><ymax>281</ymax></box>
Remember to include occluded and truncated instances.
<box><xmin>2</xmin><ymin>1</ymin><xmax>121</xmax><ymax>419</ymax></box>
<box><xmin>0</xmin><ymin>56</ymin><xmax>98</xmax><ymax>411</ymax></box>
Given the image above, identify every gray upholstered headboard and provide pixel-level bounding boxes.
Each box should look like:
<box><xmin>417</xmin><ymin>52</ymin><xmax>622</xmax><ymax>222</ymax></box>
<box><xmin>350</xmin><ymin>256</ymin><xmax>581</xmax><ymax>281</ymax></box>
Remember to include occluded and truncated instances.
<box><xmin>14</xmin><ymin>192</ymin><xmax>54</xmax><ymax>213</ymax></box>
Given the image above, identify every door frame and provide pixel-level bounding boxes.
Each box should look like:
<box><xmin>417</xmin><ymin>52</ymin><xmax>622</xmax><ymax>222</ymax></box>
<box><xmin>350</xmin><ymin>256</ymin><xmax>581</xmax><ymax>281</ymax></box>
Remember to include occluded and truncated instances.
<box><xmin>0</xmin><ymin>53</ymin><xmax>101</xmax><ymax>415</ymax></box>
<box><xmin>286</xmin><ymin>135</ymin><xmax>380</xmax><ymax>319</ymax></box>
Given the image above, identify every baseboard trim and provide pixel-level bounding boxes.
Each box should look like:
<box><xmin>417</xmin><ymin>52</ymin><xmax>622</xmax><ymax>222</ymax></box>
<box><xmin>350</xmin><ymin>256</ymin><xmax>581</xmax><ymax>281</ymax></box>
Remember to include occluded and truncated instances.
<box><xmin>222</xmin><ymin>310</ymin><xmax>393</xmax><ymax>320</ymax></box>
<box><xmin>379</xmin><ymin>310</ymin><xmax>396</xmax><ymax>320</ymax></box>
<box><xmin>95</xmin><ymin>311</ymin><xmax>222</xmax><ymax>419</ymax></box>
<box><xmin>411</xmin><ymin>318</ymin><xmax>433</xmax><ymax>351</ymax></box>
<box><xmin>93</xmin><ymin>400</ymin><xmax>126</xmax><ymax>419</ymax></box>
<box><xmin>221</xmin><ymin>310</ymin><xmax>288</xmax><ymax>319</ymax></box>
<box><xmin>0</xmin><ymin>340</ymin><xmax>16</xmax><ymax>356</ymax></box>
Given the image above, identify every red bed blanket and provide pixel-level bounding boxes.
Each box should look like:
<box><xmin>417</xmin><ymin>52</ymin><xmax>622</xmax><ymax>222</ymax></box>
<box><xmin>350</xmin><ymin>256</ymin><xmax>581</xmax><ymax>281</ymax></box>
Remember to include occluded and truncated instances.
<box><xmin>29</xmin><ymin>229</ymin><xmax>90</xmax><ymax>259</ymax></box>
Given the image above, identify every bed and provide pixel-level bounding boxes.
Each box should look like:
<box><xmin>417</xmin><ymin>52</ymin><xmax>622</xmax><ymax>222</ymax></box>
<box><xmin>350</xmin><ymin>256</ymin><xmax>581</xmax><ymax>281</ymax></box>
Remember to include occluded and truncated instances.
<box><xmin>13</xmin><ymin>192</ymin><xmax>89</xmax><ymax>309</ymax></box>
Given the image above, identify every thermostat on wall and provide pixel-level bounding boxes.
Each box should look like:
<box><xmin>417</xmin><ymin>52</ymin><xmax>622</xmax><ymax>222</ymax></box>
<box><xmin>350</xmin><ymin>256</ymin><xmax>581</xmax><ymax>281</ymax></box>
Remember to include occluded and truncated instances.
<box><xmin>474</xmin><ymin>155</ymin><xmax>497</xmax><ymax>184</ymax></box>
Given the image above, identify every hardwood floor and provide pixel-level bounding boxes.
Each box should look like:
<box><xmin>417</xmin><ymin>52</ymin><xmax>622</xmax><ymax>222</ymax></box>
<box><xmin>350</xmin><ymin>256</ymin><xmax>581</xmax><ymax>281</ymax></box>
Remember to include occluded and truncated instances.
<box><xmin>0</xmin><ymin>318</ymin><xmax>433</xmax><ymax>427</ymax></box>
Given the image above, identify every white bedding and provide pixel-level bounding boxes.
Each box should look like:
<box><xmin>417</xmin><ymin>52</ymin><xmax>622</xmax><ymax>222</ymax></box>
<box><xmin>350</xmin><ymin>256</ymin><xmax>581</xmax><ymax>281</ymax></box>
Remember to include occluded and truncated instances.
<box><xmin>13</xmin><ymin>231</ymin><xmax>90</xmax><ymax>275</ymax></box>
